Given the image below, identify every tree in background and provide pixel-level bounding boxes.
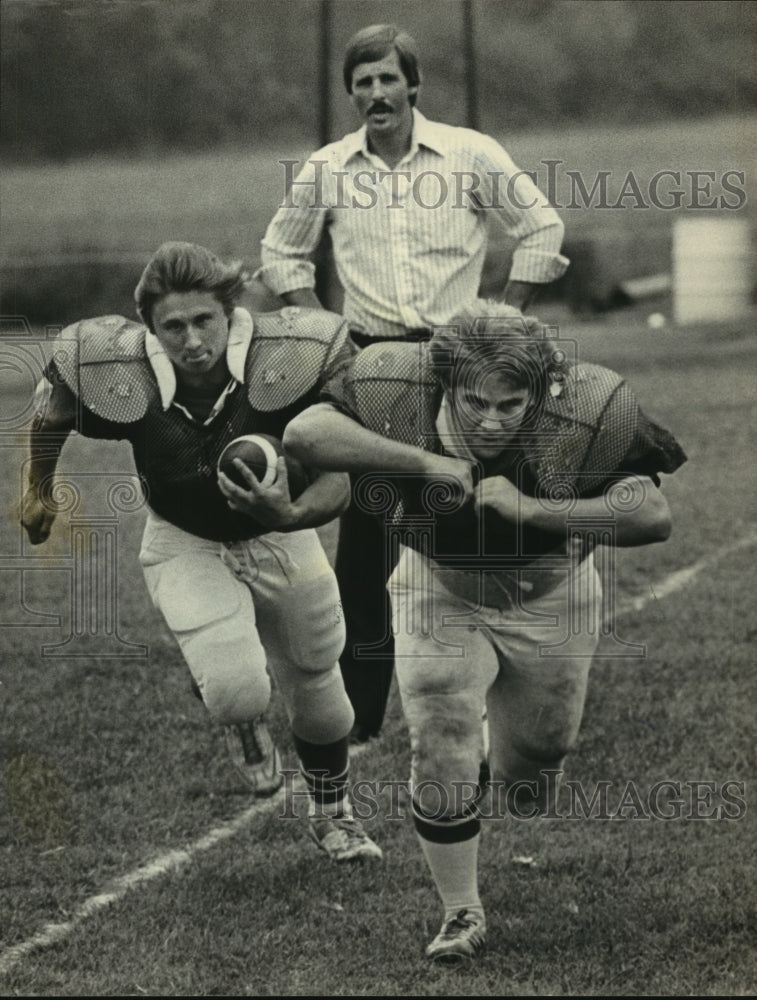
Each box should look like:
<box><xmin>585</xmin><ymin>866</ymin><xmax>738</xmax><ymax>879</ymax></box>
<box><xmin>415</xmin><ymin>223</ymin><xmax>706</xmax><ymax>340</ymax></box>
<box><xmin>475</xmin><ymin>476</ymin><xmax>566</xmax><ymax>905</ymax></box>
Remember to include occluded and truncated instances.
<box><xmin>1</xmin><ymin>0</ymin><xmax>754</xmax><ymax>163</ymax></box>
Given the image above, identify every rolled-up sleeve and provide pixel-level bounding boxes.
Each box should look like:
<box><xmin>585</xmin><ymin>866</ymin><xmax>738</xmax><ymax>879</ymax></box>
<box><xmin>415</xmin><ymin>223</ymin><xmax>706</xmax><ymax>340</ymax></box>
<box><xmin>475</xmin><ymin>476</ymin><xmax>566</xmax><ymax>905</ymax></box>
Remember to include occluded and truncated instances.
<box><xmin>474</xmin><ymin>134</ymin><xmax>569</xmax><ymax>284</ymax></box>
<box><xmin>257</xmin><ymin>157</ymin><xmax>330</xmax><ymax>295</ymax></box>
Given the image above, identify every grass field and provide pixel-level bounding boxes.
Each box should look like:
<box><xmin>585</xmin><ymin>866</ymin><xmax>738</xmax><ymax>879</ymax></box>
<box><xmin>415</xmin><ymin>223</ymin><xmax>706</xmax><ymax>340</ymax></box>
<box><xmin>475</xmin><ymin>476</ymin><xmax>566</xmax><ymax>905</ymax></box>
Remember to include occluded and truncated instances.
<box><xmin>0</xmin><ymin>305</ymin><xmax>755</xmax><ymax>996</ymax></box>
<box><xmin>1</xmin><ymin>112</ymin><xmax>755</xmax><ymax>322</ymax></box>
<box><xmin>1</xmin><ymin>111</ymin><xmax>756</xmax><ymax>994</ymax></box>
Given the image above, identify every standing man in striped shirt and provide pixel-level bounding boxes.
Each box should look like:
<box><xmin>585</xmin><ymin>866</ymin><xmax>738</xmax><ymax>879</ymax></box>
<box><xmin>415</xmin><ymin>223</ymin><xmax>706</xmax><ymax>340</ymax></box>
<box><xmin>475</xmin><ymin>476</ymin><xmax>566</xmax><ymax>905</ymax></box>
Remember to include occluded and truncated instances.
<box><xmin>256</xmin><ymin>23</ymin><xmax>569</xmax><ymax>744</ymax></box>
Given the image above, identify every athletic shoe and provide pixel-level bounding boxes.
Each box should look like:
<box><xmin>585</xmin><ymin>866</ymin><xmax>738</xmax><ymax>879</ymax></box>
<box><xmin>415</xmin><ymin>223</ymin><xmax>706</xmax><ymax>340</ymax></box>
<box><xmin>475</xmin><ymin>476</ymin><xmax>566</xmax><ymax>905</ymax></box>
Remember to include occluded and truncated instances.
<box><xmin>426</xmin><ymin>908</ymin><xmax>487</xmax><ymax>965</ymax></box>
<box><xmin>224</xmin><ymin>718</ymin><xmax>283</xmax><ymax>797</ymax></box>
<box><xmin>308</xmin><ymin>813</ymin><xmax>383</xmax><ymax>862</ymax></box>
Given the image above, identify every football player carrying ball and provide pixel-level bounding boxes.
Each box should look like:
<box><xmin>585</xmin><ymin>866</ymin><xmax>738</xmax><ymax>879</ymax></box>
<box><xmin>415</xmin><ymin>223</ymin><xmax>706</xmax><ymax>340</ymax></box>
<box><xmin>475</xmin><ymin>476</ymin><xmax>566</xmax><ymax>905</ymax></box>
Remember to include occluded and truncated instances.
<box><xmin>22</xmin><ymin>241</ymin><xmax>381</xmax><ymax>863</ymax></box>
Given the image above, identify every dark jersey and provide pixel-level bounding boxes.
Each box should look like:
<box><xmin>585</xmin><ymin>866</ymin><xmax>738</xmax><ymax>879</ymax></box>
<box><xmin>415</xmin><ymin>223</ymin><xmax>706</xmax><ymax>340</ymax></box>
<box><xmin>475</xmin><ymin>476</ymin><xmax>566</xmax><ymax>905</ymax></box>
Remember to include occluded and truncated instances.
<box><xmin>321</xmin><ymin>340</ymin><xmax>686</xmax><ymax>566</ymax></box>
<box><xmin>48</xmin><ymin>308</ymin><xmax>354</xmax><ymax>541</ymax></box>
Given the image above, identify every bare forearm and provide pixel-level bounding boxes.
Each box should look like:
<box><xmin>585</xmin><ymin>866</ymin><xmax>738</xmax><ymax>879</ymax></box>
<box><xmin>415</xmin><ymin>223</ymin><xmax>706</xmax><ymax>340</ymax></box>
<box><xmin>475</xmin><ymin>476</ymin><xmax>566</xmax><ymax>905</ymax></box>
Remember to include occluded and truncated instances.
<box><xmin>524</xmin><ymin>479</ymin><xmax>672</xmax><ymax>547</ymax></box>
<box><xmin>503</xmin><ymin>279</ymin><xmax>539</xmax><ymax>312</ymax></box>
<box><xmin>27</xmin><ymin>430</ymin><xmax>66</xmax><ymax>488</ymax></box>
<box><xmin>278</xmin><ymin>471</ymin><xmax>350</xmax><ymax>530</ymax></box>
<box><xmin>27</xmin><ymin>384</ymin><xmax>76</xmax><ymax>488</ymax></box>
<box><xmin>23</xmin><ymin>417</ymin><xmax>74</xmax><ymax>544</ymax></box>
<box><xmin>281</xmin><ymin>288</ymin><xmax>323</xmax><ymax>309</ymax></box>
<box><xmin>284</xmin><ymin>404</ymin><xmax>436</xmax><ymax>476</ymax></box>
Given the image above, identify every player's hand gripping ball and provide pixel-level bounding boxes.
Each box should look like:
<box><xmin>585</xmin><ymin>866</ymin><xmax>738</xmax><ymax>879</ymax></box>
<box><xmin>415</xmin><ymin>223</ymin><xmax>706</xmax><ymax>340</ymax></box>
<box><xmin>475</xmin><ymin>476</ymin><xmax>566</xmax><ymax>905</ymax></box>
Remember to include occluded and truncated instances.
<box><xmin>217</xmin><ymin>434</ymin><xmax>310</xmax><ymax>499</ymax></box>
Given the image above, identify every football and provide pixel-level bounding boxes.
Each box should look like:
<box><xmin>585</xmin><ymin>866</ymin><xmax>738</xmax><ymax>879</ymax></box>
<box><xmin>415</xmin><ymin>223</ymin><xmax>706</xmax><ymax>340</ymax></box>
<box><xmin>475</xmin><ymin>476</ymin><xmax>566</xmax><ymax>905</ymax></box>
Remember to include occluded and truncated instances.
<box><xmin>217</xmin><ymin>434</ymin><xmax>310</xmax><ymax>499</ymax></box>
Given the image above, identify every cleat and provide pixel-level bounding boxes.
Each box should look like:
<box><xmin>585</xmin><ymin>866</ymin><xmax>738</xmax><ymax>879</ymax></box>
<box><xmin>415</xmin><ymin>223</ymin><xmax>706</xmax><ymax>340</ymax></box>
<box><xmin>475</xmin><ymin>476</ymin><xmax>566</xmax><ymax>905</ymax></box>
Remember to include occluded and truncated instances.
<box><xmin>426</xmin><ymin>908</ymin><xmax>487</xmax><ymax>965</ymax></box>
<box><xmin>224</xmin><ymin>718</ymin><xmax>283</xmax><ymax>797</ymax></box>
<box><xmin>308</xmin><ymin>813</ymin><xmax>383</xmax><ymax>862</ymax></box>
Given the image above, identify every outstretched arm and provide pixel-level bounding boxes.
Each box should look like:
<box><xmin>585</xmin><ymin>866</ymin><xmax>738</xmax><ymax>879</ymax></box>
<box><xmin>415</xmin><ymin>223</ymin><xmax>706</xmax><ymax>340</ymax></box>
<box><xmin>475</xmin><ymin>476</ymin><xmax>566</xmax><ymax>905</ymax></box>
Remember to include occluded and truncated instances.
<box><xmin>475</xmin><ymin>473</ymin><xmax>672</xmax><ymax>547</ymax></box>
<box><xmin>21</xmin><ymin>378</ymin><xmax>78</xmax><ymax>544</ymax></box>
<box><xmin>283</xmin><ymin>403</ymin><xmax>475</xmax><ymax>500</ymax></box>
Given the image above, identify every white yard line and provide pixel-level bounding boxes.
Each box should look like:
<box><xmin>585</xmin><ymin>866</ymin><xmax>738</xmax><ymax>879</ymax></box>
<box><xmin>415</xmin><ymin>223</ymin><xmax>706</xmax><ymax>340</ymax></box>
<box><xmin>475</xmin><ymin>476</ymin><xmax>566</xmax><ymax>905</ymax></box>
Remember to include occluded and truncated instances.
<box><xmin>613</xmin><ymin>530</ymin><xmax>757</xmax><ymax>617</ymax></box>
<box><xmin>0</xmin><ymin>790</ymin><xmax>288</xmax><ymax>977</ymax></box>
<box><xmin>2</xmin><ymin>532</ymin><xmax>756</xmax><ymax>977</ymax></box>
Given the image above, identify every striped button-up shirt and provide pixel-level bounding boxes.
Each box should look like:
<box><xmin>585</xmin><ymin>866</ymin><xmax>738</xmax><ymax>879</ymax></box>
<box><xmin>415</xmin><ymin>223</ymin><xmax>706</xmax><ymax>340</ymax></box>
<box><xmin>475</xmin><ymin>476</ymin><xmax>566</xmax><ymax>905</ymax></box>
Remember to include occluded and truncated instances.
<box><xmin>257</xmin><ymin>110</ymin><xmax>568</xmax><ymax>340</ymax></box>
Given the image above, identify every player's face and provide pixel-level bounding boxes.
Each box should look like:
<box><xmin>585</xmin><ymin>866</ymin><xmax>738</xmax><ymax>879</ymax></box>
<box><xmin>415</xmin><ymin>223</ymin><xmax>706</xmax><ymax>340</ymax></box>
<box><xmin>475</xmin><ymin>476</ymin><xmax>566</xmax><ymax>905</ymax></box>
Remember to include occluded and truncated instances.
<box><xmin>150</xmin><ymin>290</ymin><xmax>230</xmax><ymax>381</ymax></box>
<box><xmin>350</xmin><ymin>49</ymin><xmax>416</xmax><ymax>139</ymax></box>
<box><xmin>449</xmin><ymin>372</ymin><xmax>531</xmax><ymax>460</ymax></box>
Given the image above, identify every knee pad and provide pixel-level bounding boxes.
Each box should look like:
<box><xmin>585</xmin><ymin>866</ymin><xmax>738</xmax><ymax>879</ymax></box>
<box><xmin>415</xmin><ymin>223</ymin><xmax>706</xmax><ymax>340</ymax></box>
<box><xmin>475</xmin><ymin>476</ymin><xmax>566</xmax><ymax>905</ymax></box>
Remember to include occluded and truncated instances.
<box><xmin>490</xmin><ymin>742</ymin><xmax>568</xmax><ymax>817</ymax></box>
<box><xmin>288</xmin><ymin>665</ymin><xmax>354</xmax><ymax>745</ymax></box>
<box><xmin>269</xmin><ymin>573</ymin><xmax>346</xmax><ymax>674</ymax></box>
<box><xmin>406</xmin><ymin>694</ymin><xmax>483</xmax><ymax>816</ymax></box>
<box><xmin>151</xmin><ymin>552</ymin><xmax>270</xmax><ymax>725</ymax></box>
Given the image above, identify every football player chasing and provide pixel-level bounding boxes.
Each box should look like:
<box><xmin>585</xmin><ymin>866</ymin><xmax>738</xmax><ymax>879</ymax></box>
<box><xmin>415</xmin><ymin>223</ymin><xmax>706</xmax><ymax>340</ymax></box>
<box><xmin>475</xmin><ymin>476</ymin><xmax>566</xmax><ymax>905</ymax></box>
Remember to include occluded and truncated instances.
<box><xmin>21</xmin><ymin>241</ymin><xmax>381</xmax><ymax>863</ymax></box>
<box><xmin>284</xmin><ymin>302</ymin><xmax>686</xmax><ymax>962</ymax></box>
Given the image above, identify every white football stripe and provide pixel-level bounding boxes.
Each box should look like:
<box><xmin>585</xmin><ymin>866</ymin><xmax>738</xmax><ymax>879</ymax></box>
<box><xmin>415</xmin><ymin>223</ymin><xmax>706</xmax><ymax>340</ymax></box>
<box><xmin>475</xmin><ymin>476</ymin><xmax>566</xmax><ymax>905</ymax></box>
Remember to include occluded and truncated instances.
<box><xmin>0</xmin><ymin>786</ymin><xmax>285</xmax><ymax>976</ymax></box>
<box><xmin>231</xmin><ymin>434</ymin><xmax>279</xmax><ymax>487</ymax></box>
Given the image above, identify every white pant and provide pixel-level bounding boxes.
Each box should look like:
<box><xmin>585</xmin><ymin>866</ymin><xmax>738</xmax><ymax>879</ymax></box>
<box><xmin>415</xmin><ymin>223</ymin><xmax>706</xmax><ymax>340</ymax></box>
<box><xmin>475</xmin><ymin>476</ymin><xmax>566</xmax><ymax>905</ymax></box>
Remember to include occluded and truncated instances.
<box><xmin>389</xmin><ymin>546</ymin><xmax>601</xmax><ymax>813</ymax></box>
<box><xmin>139</xmin><ymin>511</ymin><xmax>353</xmax><ymax>743</ymax></box>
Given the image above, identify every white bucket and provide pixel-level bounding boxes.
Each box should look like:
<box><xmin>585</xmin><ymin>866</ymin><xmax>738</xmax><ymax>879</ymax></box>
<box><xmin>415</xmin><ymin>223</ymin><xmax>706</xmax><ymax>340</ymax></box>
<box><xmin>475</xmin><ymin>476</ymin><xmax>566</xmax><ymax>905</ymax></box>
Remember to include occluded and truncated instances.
<box><xmin>672</xmin><ymin>216</ymin><xmax>754</xmax><ymax>324</ymax></box>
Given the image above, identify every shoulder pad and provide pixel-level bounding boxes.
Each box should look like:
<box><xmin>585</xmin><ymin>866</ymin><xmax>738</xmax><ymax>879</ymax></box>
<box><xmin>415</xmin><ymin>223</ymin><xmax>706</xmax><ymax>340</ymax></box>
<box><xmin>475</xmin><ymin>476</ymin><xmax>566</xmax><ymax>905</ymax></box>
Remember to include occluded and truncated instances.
<box><xmin>340</xmin><ymin>342</ymin><xmax>440</xmax><ymax>444</ymax></box>
<box><xmin>246</xmin><ymin>308</ymin><xmax>347</xmax><ymax>412</ymax></box>
<box><xmin>348</xmin><ymin>340</ymin><xmax>436</xmax><ymax>387</ymax></box>
<box><xmin>531</xmin><ymin>363</ymin><xmax>638</xmax><ymax>493</ymax></box>
<box><xmin>51</xmin><ymin>315</ymin><xmax>156</xmax><ymax>422</ymax></box>
<box><xmin>542</xmin><ymin>363</ymin><xmax>626</xmax><ymax>423</ymax></box>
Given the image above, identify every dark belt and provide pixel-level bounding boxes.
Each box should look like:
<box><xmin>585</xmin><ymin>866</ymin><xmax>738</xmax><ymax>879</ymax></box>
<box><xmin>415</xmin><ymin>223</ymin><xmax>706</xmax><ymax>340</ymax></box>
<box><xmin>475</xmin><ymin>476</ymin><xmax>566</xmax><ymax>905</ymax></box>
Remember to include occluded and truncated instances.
<box><xmin>350</xmin><ymin>327</ymin><xmax>432</xmax><ymax>350</ymax></box>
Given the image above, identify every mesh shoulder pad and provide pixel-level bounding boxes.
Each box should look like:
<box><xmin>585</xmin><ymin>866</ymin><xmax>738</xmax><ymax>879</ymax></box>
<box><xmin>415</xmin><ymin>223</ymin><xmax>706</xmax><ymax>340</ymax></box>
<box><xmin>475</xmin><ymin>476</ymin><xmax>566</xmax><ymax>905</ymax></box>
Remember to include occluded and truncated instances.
<box><xmin>343</xmin><ymin>342</ymin><xmax>439</xmax><ymax>444</ymax></box>
<box><xmin>531</xmin><ymin>363</ymin><xmax>638</xmax><ymax>493</ymax></box>
<box><xmin>349</xmin><ymin>340</ymin><xmax>434</xmax><ymax>385</ymax></box>
<box><xmin>246</xmin><ymin>309</ymin><xmax>345</xmax><ymax>412</ymax></box>
<box><xmin>50</xmin><ymin>316</ymin><xmax>156</xmax><ymax>423</ymax></box>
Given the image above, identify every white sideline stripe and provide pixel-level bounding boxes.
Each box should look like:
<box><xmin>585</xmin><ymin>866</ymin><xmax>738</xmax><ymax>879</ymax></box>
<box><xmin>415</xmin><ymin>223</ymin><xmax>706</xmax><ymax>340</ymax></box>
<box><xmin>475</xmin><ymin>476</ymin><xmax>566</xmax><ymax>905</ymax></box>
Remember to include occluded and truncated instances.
<box><xmin>614</xmin><ymin>531</ymin><xmax>757</xmax><ymax>618</ymax></box>
<box><xmin>1</xmin><ymin>534</ymin><xmax>754</xmax><ymax>976</ymax></box>
<box><xmin>0</xmin><ymin>800</ymin><xmax>282</xmax><ymax>976</ymax></box>
<box><xmin>0</xmin><ymin>752</ymin><xmax>366</xmax><ymax>977</ymax></box>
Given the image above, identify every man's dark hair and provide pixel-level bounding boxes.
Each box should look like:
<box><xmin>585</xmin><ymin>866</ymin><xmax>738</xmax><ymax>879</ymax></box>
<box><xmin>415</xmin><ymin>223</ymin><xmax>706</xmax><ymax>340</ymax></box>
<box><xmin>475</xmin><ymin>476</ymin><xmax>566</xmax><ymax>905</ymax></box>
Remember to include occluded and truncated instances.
<box><xmin>343</xmin><ymin>24</ymin><xmax>421</xmax><ymax>106</ymax></box>
<box><xmin>134</xmin><ymin>242</ymin><xmax>250</xmax><ymax>331</ymax></box>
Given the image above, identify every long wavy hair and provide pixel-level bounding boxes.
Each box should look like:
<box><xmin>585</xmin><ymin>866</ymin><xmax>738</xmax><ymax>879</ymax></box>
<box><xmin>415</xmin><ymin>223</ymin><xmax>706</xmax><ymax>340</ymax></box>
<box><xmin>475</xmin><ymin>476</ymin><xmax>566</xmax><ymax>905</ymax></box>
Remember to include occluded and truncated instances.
<box><xmin>134</xmin><ymin>242</ymin><xmax>250</xmax><ymax>331</ymax></box>
<box><xmin>429</xmin><ymin>300</ymin><xmax>571</xmax><ymax>428</ymax></box>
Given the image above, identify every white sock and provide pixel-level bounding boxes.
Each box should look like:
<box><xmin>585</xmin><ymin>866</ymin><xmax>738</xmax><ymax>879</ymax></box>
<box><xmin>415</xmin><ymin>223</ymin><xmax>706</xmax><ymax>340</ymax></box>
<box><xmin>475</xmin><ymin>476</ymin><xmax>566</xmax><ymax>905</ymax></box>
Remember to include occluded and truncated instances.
<box><xmin>416</xmin><ymin>831</ymin><xmax>484</xmax><ymax>922</ymax></box>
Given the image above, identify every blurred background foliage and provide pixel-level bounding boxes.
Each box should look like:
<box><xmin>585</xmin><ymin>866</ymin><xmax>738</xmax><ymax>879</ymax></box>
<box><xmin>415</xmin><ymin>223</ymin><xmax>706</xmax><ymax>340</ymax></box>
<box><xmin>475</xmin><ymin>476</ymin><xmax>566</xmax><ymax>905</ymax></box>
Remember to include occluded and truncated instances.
<box><xmin>1</xmin><ymin>0</ymin><xmax>754</xmax><ymax>324</ymax></box>
<box><xmin>1</xmin><ymin>0</ymin><xmax>755</xmax><ymax>163</ymax></box>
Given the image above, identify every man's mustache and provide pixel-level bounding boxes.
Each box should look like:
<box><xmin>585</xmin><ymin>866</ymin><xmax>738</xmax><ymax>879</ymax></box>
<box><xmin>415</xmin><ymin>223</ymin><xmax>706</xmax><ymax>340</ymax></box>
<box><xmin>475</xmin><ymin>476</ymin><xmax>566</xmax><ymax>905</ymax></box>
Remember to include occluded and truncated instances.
<box><xmin>368</xmin><ymin>101</ymin><xmax>393</xmax><ymax>114</ymax></box>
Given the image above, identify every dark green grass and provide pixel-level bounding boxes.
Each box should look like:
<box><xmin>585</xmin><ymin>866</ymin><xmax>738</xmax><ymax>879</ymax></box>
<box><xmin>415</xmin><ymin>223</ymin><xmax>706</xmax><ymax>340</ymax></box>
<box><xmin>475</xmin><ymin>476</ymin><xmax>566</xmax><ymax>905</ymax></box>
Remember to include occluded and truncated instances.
<box><xmin>2</xmin><ymin>114</ymin><xmax>753</xmax><ymax>262</ymax></box>
<box><xmin>2</xmin><ymin>548</ymin><xmax>754</xmax><ymax>995</ymax></box>
<box><xmin>0</xmin><ymin>315</ymin><xmax>755</xmax><ymax>994</ymax></box>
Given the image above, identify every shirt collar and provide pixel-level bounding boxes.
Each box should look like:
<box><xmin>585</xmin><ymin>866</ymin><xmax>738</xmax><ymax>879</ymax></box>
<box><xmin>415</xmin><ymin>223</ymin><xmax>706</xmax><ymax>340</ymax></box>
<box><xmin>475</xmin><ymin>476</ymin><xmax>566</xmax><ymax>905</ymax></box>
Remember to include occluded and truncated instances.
<box><xmin>145</xmin><ymin>306</ymin><xmax>253</xmax><ymax>410</ymax></box>
<box><xmin>343</xmin><ymin>109</ymin><xmax>444</xmax><ymax>166</ymax></box>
